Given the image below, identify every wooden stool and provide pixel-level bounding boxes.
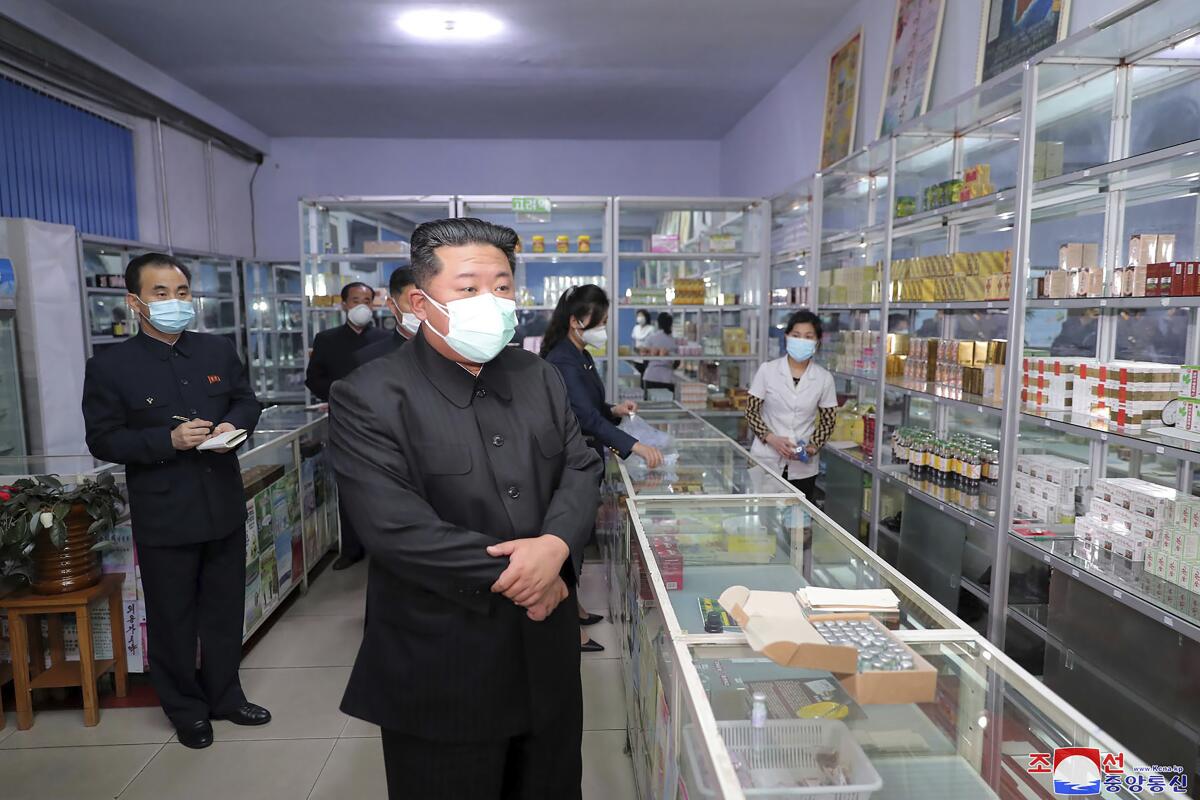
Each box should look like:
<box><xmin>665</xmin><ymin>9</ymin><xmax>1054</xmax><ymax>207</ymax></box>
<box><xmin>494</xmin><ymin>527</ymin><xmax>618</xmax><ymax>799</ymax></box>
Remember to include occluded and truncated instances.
<box><xmin>1</xmin><ymin>574</ymin><xmax>128</xmax><ymax>730</ymax></box>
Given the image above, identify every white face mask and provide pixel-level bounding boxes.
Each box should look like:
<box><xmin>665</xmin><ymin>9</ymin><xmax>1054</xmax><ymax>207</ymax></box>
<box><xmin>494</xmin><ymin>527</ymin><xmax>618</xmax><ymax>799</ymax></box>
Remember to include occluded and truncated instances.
<box><xmin>347</xmin><ymin>304</ymin><xmax>373</xmax><ymax>327</ymax></box>
<box><xmin>421</xmin><ymin>291</ymin><xmax>517</xmax><ymax>363</ymax></box>
<box><xmin>400</xmin><ymin>312</ymin><xmax>421</xmax><ymax>335</ymax></box>
<box><xmin>579</xmin><ymin>324</ymin><xmax>607</xmax><ymax>349</ymax></box>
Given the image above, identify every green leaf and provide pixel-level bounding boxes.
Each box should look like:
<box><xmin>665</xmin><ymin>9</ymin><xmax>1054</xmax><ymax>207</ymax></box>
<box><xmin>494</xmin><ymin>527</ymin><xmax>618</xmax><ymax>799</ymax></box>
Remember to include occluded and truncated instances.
<box><xmin>90</xmin><ymin>540</ymin><xmax>115</xmax><ymax>553</ymax></box>
<box><xmin>87</xmin><ymin>518</ymin><xmax>107</xmax><ymax>535</ymax></box>
<box><xmin>42</xmin><ymin>474</ymin><xmax>62</xmax><ymax>489</ymax></box>
<box><xmin>28</xmin><ymin>514</ymin><xmax>41</xmax><ymax>534</ymax></box>
<box><xmin>49</xmin><ymin>520</ymin><xmax>66</xmax><ymax>549</ymax></box>
<box><xmin>53</xmin><ymin>501</ymin><xmax>70</xmax><ymax>520</ymax></box>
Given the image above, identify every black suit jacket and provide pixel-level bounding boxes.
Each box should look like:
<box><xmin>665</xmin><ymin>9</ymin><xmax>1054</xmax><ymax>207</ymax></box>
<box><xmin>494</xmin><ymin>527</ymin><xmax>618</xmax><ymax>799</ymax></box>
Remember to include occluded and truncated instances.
<box><xmin>544</xmin><ymin>338</ymin><xmax>636</xmax><ymax>459</ymax></box>
<box><xmin>305</xmin><ymin>323</ymin><xmax>387</xmax><ymax>401</ymax></box>
<box><xmin>82</xmin><ymin>331</ymin><xmax>262</xmax><ymax>545</ymax></box>
<box><xmin>349</xmin><ymin>330</ymin><xmax>408</xmax><ymax>371</ymax></box>
<box><xmin>330</xmin><ymin>331</ymin><xmax>602</xmax><ymax>741</ymax></box>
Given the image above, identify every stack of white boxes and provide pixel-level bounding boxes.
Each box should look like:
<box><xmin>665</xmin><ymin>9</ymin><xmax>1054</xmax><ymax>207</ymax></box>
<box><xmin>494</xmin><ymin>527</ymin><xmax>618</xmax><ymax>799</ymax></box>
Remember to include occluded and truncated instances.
<box><xmin>1013</xmin><ymin>454</ymin><xmax>1089</xmax><ymax>524</ymax></box>
<box><xmin>1021</xmin><ymin>357</ymin><xmax>1092</xmax><ymax>412</ymax></box>
<box><xmin>1075</xmin><ymin>478</ymin><xmax>1179</xmax><ymax>565</ymax></box>
<box><xmin>1073</xmin><ymin>362</ymin><xmax>1181</xmax><ymax>429</ymax></box>
<box><xmin>1144</xmin><ymin>491</ymin><xmax>1200</xmax><ymax>594</ymax></box>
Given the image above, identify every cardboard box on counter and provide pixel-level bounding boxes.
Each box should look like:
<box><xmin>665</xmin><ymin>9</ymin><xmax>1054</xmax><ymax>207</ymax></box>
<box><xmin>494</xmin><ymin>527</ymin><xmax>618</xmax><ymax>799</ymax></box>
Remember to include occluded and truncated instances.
<box><xmin>720</xmin><ymin>586</ymin><xmax>937</xmax><ymax>706</ymax></box>
<box><xmin>718</xmin><ymin>586</ymin><xmax>858</xmax><ymax>673</ymax></box>
<box><xmin>808</xmin><ymin>613</ymin><xmax>938</xmax><ymax>706</ymax></box>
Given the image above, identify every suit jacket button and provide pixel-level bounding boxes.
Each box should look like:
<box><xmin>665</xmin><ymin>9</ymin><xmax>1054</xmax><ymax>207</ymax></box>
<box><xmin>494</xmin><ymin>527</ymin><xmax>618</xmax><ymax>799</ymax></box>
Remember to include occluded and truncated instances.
<box><xmin>190</xmin><ymin>409</ymin><xmax>198</xmax><ymax>416</ymax></box>
<box><xmin>507</xmin><ymin>485</ymin><xmax>520</xmax><ymax>499</ymax></box>
<box><xmin>492</xmin><ymin>435</ymin><xmax>505</xmax><ymax>447</ymax></box>
<box><xmin>475</xmin><ymin>387</ymin><xmax>487</xmax><ymax>399</ymax></box>
<box><xmin>181</xmin><ymin>378</ymin><xmax>189</xmax><ymax>385</ymax></box>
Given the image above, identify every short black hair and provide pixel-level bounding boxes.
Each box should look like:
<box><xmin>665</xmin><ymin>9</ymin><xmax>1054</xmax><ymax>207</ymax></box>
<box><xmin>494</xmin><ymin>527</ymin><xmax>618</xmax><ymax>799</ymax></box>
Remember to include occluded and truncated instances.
<box><xmin>341</xmin><ymin>282</ymin><xmax>374</xmax><ymax>302</ymax></box>
<box><xmin>388</xmin><ymin>268</ymin><xmax>415</xmax><ymax>297</ymax></box>
<box><xmin>539</xmin><ymin>284</ymin><xmax>609</xmax><ymax>358</ymax></box>
<box><xmin>125</xmin><ymin>252</ymin><xmax>190</xmax><ymax>295</ymax></box>
<box><xmin>657</xmin><ymin>312</ymin><xmax>673</xmax><ymax>335</ymax></box>
<box><xmin>409</xmin><ymin>217</ymin><xmax>517</xmax><ymax>289</ymax></box>
<box><xmin>785</xmin><ymin>309</ymin><xmax>823</xmax><ymax>339</ymax></box>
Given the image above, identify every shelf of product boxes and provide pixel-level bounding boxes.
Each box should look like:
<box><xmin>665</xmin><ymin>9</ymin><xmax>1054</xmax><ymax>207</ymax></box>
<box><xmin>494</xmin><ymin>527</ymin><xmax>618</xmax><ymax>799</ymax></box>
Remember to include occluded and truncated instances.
<box><xmin>621</xmin><ymin>355</ymin><xmax>759</xmax><ymax>362</ymax></box>
<box><xmin>1006</xmin><ymin>532</ymin><xmax>1200</xmax><ymax>647</ymax></box>
<box><xmin>314</xmin><ymin>252</ymin><xmax>410</xmax><ymax>263</ymax></box>
<box><xmin>885</xmin><ymin>380</ymin><xmax>1004</xmax><ymax>416</ymax></box>
<box><xmin>618</xmin><ymin>251</ymin><xmax>758</xmax><ymax>262</ymax></box>
<box><xmin>891</xmin><ymin>190</ymin><xmax>1017</xmax><ymax>236</ymax></box>
<box><xmin>768</xmin><ymin>304</ymin><xmax>809</xmax><ymax>312</ymax></box>
<box><xmin>960</xmin><ymin>577</ymin><xmax>990</xmax><ymax>602</ymax></box>
<box><xmin>823</xmin><ymin>444</ymin><xmax>874</xmax><ymax>472</ymax></box>
<box><xmin>515</xmin><ymin>252</ymin><xmax>605</xmax><ymax>262</ymax></box>
<box><xmin>819</xmin><ymin>304</ymin><xmax>880</xmax><ymax>312</ymax></box>
<box><xmin>615</xmin><ymin>303</ymin><xmax>756</xmax><ymax>311</ymax></box>
<box><xmin>828</xmin><ymin>368</ymin><xmax>879</xmax><ymax>384</ymax></box>
<box><xmin>1020</xmin><ymin>408</ymin><xmax>1200</xmax><ymax>463</ymax></box>
<box><xmin>771</xmin><ymin>250</ymin><xmax>809</xmax><ymax>266</ymax></box>
<box><xmin>889</xmin><ymin>300</ymin><xmax>1009</xmax><ymax>311</ymax></box>
<box><xmin>878</xmin><ymin>467</ymin><xmax>997</xmax><ymax>530</ymax></box>
<box><xmin>1026</xmin><ymin>295</ymin><xmax>1200</xmax><ymax>310</ymax></box>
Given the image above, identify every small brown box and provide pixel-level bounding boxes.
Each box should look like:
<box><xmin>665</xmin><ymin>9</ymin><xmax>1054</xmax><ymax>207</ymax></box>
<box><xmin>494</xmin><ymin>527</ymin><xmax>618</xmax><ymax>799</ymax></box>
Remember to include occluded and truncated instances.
<box><xmin>1173</xmin><ymin>262</ymin><xmax>1187</xmax><ymax>297</ymax></box>
<box><xmin>809</xmin><ymin>613</ymin><xmax>938</xmax><ymax>706</ymax></box>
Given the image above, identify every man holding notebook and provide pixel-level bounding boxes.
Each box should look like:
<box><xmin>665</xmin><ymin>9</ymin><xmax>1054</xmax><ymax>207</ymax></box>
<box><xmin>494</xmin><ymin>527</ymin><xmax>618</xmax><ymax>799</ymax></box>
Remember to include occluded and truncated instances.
<box><xmin>82</xmin><ymin>252</ymin><xmax>267</xmax><ymax>750</ymax></box>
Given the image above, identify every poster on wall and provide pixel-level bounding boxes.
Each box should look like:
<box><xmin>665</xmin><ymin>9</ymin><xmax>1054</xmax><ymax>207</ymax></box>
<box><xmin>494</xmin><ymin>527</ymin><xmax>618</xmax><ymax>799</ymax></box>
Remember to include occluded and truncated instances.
<box><xmin>820</xmin><ymin>28</ymin><xmax>864</xmax><ymax>169</ymax></box>
<box><xmin>878</xmin><ymin>0</ymin><xmax>947</xmax><ymax>138</ymax></box>
<box><xmin>978</xmin><ymin>0</ymin><xmax>1071</xmax><ymax>84</ymax></box>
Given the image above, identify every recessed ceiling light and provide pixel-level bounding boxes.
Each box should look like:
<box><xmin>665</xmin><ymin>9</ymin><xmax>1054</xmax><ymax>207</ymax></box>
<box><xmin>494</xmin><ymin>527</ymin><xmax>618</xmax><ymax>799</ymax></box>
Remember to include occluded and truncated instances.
<box><xmin>395</xmin><ymin>9</ymin><xmax>504</xmax><ymax>41</ymax></box>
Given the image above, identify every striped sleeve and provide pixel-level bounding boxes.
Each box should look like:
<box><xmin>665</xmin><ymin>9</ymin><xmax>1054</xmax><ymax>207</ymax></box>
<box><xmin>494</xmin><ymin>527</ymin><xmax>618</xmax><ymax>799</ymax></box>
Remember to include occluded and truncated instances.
<box><xmin>744</xmin><ymin>394</ymin><xmax>772</xmax><ymax>444</ymax></box>
<box><xmin>810</xmin><ymin>406</ymin><xmax>837</xmax><ymax>450</ymax></box>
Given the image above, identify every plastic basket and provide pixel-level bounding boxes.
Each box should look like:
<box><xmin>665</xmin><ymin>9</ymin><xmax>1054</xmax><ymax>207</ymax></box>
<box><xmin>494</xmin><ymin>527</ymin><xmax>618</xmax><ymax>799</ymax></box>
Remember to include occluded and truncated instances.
<box><xmin>684</xmin><ymin>719</ymin><xmax>882</xmax><ymax>799</ymax></box>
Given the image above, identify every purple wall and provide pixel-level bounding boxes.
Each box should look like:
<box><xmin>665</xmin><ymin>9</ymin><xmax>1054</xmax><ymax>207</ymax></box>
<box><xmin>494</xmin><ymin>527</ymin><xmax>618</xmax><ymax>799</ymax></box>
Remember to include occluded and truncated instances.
<box><xmin>719</xmin><ymin>0</ymin><xmax>1134</xmax><ymax>198</ymax></box>
<box><xmin>253</xmin><ymin>137</ymin><xmax>722</xmax><ymax>260</ymax></box>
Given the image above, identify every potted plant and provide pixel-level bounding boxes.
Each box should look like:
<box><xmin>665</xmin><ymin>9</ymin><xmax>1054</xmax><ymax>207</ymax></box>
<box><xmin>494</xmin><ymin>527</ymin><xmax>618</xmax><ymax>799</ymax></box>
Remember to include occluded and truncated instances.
<box><xmin>0</xmin><ymin>473</ymin><xmax>125</xmax><ymax>595</ymax></box>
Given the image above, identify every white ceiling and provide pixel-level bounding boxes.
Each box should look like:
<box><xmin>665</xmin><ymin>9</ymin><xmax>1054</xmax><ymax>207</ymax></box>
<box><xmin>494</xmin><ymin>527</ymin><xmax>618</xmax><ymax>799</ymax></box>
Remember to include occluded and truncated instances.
<box><xmin>40</xmin><ymin>0</ymin><xmax>851</xmax><ymax>139</ymax></box>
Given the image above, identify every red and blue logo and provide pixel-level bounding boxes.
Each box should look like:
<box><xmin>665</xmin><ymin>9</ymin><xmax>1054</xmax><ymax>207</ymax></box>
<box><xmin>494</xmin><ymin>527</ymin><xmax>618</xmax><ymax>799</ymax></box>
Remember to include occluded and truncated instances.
<box><xmin>1052</xmin><ymin>748</ymin><xmax>1103</xmax><ymax>796</ymax></box>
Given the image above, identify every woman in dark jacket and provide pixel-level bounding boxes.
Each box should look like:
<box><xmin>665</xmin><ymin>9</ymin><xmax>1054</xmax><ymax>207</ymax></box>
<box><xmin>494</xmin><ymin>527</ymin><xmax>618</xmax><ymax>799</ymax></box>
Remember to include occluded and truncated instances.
<box><xmin>542</xmin><ymin>284</ymin><xmax>664</xmax><ymax>652</ymax></box>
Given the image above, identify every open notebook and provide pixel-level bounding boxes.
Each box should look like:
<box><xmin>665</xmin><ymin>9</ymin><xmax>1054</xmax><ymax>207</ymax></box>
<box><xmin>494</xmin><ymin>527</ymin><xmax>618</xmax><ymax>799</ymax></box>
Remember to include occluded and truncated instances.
<box><xmin>197</xmin><ymin>428</ymin><xmax>248</xmax><ymax>451</ymax></box>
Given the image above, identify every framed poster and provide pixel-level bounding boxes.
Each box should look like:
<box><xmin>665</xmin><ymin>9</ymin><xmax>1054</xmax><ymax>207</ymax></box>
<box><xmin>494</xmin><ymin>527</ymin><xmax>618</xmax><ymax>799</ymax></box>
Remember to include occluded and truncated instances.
<box><xmin>878</xmin><ymin>0</ymin><xmax>946</xmax><ymax>138</ymax></box>
<box><xmin>977</xmin><ymin>0</ymin><xmax>1071</xmax><ymax>84</ymax></box>
<box><xmin>820</xmin><ymin>27</ymin><xmax>864</xmax><ymax>169</ymax></box>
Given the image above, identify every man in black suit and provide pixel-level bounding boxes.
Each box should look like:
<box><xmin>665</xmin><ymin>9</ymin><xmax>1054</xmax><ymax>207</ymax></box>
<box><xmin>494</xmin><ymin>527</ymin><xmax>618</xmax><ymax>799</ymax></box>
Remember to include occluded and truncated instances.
<box><xmin>349</xmin><ymin>267</ymin><xmax>417</xmax><ymax>370</ymax></box>
<box><xmin>306</xmin><ymin>280</ymin><xmax>386</xmax><ymax>569</ymax></box>
<box><xmin>82</xmin><ymin>253</ymin><xmax>269</xmax><ymax>749</ymax></box>
<box><xmin>330</xmin><ymin>218</ymin><xmax>602</xmax><ymax>800</ymax></box>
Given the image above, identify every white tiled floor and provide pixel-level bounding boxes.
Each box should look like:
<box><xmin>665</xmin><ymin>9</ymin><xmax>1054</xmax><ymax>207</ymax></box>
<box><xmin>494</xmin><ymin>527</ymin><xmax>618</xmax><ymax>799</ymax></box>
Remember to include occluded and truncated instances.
<box><xmin>1</xmin><ymin>559</ymin><xmax>635</xmax><ymax>799</ymax></box>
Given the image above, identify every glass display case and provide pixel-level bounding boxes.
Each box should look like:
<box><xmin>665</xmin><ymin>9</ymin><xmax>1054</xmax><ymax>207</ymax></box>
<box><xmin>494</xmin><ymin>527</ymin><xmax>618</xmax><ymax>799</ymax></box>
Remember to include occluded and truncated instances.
<box><xmin>0</xmin><ymin>304</ymin><xmax>26</xmax><ymax>457</ymax></box>
<box><xmin>0</xmin><ymin>413</ymin><xmax>336</xmax><ymax>673</ymax></box>
<box><xmin>612</xmin><ymin>198</ymin><xmax>769</xmax><ymax>421</ymax></box>
<box><xmin>602</xmin><ymin>405</ymin><xmax>1159</xmax><ymax>799</ymax></box>
<box><xmin>243</xmin><ymin>261</ymin><xmax>306</xmax><ymax>402</ymax></box>
<box><xmin>459</xmin><ymin>195</ymin><xmax>611</xmax><ymax>374</ymax></box>
<box><xmin>298</xmin><ymin>197</ymin><xmax>455</xmax><ymax>401</ymax></box>
<box><xmin>770</xmin><ymin>2</ymin><xmax>1200</xmax><ymax>787</ymax></box>
<box><xmin>76</xmin><ymin>236</ymin><xmax>165</xmax><ymax>356</ymax></box>
<box><xmin>173</xmin><ymin>249</ymin><xmax>243</xmax><ymax>361</ymax></box>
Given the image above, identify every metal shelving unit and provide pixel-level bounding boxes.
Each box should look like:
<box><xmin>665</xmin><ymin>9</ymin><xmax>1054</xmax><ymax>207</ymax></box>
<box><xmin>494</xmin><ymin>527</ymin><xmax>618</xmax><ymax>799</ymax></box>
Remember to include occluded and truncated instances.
<box><xmin>777</xmin><ymin>1</ymin><xmax>1200</xmax><ymax>781</ymax></box>
<box><xmin>243</xmin><ymin>261</ymin><xmax>306</xmax><ymax>402</ymax></box>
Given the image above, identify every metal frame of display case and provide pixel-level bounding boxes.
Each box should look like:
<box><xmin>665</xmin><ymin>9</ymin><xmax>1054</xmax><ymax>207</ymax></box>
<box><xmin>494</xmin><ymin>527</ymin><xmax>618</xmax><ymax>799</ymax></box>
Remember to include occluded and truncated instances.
<box><xmin>611</xmin><ymin>197</ymin><xmax>771</xmax><ymax>437</ymax></box>
<box><xmin>171</xmin><ymin>247</ymin><xmax>244</xmax><ymax>357</ymax></box>
<box><xmin>604</xmin><ymin>404</ymin><xmax>1151</xmax><ymax>800</ymax></box>
<box><xmin>779</xmin><ymin>0</ymin><xmax>1200</xmax><ymax>645</ymax></box>
<box><xmin>76</xmin><ymin>234</ymin><xmax>169</xmax><ymax>355</ymax></box>
<box><xmin>764</xmin><ymin>1</ymin><xmax>1200</xmax><ymax>785</ymax></box>
<box><xmin>298</xmin><ymin>195</ymin><xmax>457</xmax><ymax>403</ymax></box>
<box><xmin>0</xmin><ymin>410</ymin><xmax>337</xmax><ymax>663</ymax></box>
<box><xmin>297</xmin><ymin>196</ymin><xmax>772</xmax><ymax>416</ymax></box>
<box><xmin>242</xmin><ymin>260</ymin><xmax>306</xmax><ymax>403</ymax></box>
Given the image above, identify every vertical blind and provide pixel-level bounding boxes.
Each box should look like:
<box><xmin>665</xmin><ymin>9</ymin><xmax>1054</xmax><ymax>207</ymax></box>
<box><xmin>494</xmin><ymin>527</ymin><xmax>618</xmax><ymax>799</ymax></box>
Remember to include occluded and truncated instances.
<box><xmin>0</xmin><ymin>76</ymin><xmax>138</xmax><ymax>240</ymax></box>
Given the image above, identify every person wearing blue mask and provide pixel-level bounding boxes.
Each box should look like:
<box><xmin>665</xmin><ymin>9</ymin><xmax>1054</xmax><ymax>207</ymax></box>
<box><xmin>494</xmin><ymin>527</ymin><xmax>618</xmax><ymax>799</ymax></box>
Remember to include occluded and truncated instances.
<box><xmin>329</xmin><ymin>218</ymin><xmax>602</xmax><ymax>800</ymax></box>
<box><xmin>81</xmin><ymin>253</ymin><xmax>267</xmax><ymax>749</ymax></box>
<box><xmin>745</xmin><ymin>310</ymin><xmax>838</xmax><ymax>499</ymax></box>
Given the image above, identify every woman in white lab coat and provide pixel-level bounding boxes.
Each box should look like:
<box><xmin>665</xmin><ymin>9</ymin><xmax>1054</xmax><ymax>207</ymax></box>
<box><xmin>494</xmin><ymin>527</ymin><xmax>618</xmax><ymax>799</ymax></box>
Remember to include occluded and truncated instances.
<box><xmin>630</xmin><ymin>309</ymin><xmax>655</xmax><ymax>379</ymax></box>
<box><xmin>745</xmin><ymin>310</ymin><xmax>838</xmax><ymax>499</ymax></box>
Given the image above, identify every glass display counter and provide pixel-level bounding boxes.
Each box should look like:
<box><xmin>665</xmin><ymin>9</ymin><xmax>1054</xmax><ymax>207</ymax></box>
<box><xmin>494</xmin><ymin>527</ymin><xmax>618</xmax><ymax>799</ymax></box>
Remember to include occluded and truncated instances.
<box><xmin>602</xmin><ymin>406</ymin><xmax>1166</xmax><ymax>799</ymax></box>
<box><xmin>0</xmin><ymin>411</ymin><xmax>336</xmax><ymax>674</ymax></box>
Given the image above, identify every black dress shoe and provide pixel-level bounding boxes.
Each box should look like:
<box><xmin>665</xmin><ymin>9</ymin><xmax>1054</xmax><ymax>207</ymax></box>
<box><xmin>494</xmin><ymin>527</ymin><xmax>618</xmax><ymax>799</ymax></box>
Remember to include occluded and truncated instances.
<box><xmin>578</xmin><ymin>613</ymin><xmax>604</xmax><ymax>626</ymax></box>
<box><xmin>581</xmin><ymin>639</ymin><xmax>606</xmax><ymax>653</ymax></box>
<box><xmin>212</xmin><ymin>703</ymin><xmax>272</xmax><ymax>726</ymax></box>
<box><xmin>332</xmin><ymin>554</ymin><xmax>363</xmax><ymax>571</ymax></box>
<box><xmin>177</xmin><ymin>720</ymin><xmax>214</xmax><ymax>749</ymax></box>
